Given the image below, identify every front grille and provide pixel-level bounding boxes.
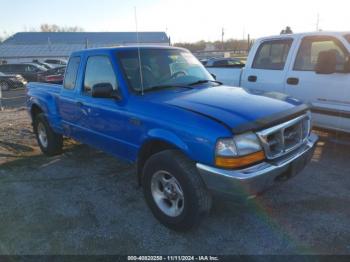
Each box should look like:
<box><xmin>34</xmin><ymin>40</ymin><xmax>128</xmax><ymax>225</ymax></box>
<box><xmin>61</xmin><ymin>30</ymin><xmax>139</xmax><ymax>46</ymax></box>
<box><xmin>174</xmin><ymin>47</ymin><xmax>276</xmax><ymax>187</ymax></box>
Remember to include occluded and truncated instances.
<box><xmin>257</xmin><ymin>113</ymin><xmax>311</xmax><ymax>159</ymax></box>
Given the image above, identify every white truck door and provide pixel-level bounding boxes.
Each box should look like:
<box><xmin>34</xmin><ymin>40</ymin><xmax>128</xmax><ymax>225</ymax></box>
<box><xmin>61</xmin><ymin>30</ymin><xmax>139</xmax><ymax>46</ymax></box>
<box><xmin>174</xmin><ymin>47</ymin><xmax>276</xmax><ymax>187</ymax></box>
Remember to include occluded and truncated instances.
<box><xmin>285</xmin><ymin>35</ymin><xmax>350</xmax><ymax>133</ymax></box>
<box><xmin>241</xmin><ymin>38</ymin><xmax>294</xmax><ymax>92</ymax></box>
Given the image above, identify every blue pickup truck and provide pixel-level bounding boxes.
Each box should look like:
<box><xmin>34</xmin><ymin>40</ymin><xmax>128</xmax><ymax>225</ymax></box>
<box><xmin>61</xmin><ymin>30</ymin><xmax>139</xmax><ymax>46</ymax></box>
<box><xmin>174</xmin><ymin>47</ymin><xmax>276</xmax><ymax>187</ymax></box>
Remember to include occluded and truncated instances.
<box><xmin>27</xmin><ymin>46</ymin><xmax>318</xmax><ymax>231</ymax></box>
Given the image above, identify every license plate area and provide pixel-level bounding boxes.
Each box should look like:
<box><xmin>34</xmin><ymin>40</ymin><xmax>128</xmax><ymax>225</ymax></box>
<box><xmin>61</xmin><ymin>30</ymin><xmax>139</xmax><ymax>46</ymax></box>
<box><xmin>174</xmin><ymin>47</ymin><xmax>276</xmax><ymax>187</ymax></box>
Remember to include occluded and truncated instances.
<box><xmin>289</xmin><ymin>153</ymin><xmax>308</xmax><ymax>177</ymax></box>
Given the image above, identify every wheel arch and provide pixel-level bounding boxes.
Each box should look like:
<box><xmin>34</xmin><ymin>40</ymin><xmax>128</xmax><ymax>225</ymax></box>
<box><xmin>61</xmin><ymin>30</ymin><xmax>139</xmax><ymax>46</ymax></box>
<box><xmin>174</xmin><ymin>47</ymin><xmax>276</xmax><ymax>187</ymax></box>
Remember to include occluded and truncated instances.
<box><xmin>30</xmin><ymin>103</ymin><xmax>44</xmax><ymax>121</ymax></box>
<box><xmin>137</xmin><ymin>129</ymin><xmax>190</xmax><ymax>185</ymax></box>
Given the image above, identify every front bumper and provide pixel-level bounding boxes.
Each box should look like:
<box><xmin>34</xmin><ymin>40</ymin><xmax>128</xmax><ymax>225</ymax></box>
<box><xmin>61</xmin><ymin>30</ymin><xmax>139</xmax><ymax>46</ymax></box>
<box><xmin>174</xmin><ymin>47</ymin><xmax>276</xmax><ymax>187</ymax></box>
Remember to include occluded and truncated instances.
<box><xmin>197</xmin><ymin>133</ymin><xmax>319</xmax><ymax>199</ymax></box>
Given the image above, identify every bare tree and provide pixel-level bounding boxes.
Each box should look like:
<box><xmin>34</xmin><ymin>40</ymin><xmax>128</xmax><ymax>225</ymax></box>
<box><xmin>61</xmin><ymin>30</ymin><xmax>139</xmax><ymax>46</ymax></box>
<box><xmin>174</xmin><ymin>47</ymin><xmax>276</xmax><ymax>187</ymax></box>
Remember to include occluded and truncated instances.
<box><xmin>174</xmin><ymin>39</ymin><xmax>251</xmax><ymax>52</ymax></box>
<box><xmin>280</xmin><ymin>26</ymin><xmax>293</xmax><ymax>35</ymax></box>
<box><xmin>0</xmin><ymin>31</ymin><xmax>12</xmax><ymax>43</ymax></box>
<box><xmin>40</xmin><ymin>24</ymin><xmax>84</xmax><ymax>32</ymax></box>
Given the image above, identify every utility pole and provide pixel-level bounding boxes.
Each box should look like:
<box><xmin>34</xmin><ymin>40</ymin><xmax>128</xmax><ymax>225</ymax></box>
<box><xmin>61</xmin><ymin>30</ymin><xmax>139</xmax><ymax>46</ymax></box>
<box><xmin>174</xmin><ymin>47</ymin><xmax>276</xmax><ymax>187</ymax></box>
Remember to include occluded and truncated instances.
<box><xmin>247</xmin><ymin>34</ymin><xmax>251</xmax><ymax>51</ymax></box>
<box><xmin>221</xmin><ymin>27</ymin><xmax>224</xmax><ymax>51</ymax></box>
<box><xmin>316</xmin><ymin>13</ymin><xmax>320</xmax><ymax>31</ymax></box>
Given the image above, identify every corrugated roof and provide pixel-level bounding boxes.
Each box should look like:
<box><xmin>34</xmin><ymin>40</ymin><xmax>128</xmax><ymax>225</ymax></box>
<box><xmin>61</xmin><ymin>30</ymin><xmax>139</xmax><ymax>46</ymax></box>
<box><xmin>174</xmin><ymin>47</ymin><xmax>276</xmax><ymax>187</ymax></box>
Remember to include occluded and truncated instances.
<box><xmin>2</xmin><ymin>32</ymin><xmax>169</xmax><ymax>45</ymax></box>
<box><xmin>0</xmin><ymin>32</ymin><xmax>170</xmax><ymax>59</ymax></box>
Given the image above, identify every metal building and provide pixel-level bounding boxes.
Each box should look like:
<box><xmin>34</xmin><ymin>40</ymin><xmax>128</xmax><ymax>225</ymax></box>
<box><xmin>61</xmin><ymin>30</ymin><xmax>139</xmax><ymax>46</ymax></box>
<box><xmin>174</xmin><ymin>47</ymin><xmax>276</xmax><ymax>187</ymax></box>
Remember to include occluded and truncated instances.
<box><xmin>0</xmin><ymin>32</ymin><xmax>170</xmax><ymax>63</ymax></box>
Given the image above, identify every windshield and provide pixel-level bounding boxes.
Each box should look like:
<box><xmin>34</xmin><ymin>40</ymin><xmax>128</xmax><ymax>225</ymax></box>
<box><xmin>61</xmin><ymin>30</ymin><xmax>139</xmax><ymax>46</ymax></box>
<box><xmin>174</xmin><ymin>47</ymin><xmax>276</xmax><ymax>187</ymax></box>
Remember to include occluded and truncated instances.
<box><xmin>117</xmin><ymin>48</ymin><xmax>215</xmax><ymax>92</ymax></box>
<box><xmin>345</xmin><ymin>34</ymin><xmax>350</xmax><ymax>44</ymax></box>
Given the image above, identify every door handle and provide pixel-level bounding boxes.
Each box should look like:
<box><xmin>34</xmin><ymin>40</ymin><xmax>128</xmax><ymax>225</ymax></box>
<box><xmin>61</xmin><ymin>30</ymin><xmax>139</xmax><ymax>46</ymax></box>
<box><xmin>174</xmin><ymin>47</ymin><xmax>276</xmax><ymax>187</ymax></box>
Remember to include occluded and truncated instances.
<box><xmin>248</xmin><ymin>75</ymin><xmax>257</xmax><ymax>82</ymax></box>
<box><xmin>76</xmin><ymin>101</ymin><xmax>84</xmax><ymax>107</ymax></box>
<box><xmin>287</xmin><ymin>77</ymin><xmax>299</xmax><ymax>85</ymax></box>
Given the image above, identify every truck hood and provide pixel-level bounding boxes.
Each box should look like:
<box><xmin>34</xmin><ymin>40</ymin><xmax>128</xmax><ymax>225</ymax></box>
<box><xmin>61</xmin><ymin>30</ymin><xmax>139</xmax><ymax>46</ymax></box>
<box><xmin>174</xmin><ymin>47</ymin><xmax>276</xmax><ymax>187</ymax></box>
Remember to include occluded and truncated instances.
<box><xmin>161</xmin><ymin>86</ymin><xmax>307</xmax><ymax>133</ymax></box>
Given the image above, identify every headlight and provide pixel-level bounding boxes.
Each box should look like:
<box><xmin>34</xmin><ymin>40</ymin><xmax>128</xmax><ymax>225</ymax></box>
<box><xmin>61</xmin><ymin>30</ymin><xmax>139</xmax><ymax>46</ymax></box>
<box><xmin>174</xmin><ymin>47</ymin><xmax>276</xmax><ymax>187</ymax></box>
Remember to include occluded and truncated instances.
<box><xmin>215</xmin><ymin>138</ymin><xmax>238</xmax><ymax>157</ymax></box>
<box><xmin>215</xmin><ymin>132</ymin><xmax>265</xmax><ymax>169</ymax></box>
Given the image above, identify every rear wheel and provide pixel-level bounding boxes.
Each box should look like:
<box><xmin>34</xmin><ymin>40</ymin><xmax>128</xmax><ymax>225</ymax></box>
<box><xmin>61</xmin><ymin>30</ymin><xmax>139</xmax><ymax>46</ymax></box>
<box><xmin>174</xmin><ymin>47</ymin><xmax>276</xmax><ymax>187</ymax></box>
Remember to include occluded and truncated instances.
<box><xmin>0</xmin><ymin>81</ymin><xmax>9</xmax><ymax>91</ymax></box>
<box><xmin>34</xmin><ymin>113</ymin><xmax>63</xmax><ymax>156</ymax></box>
<box><xmin>142</xmin><ymin>150</ymin><xmax>212</xmax><ymax>231</ymax></box>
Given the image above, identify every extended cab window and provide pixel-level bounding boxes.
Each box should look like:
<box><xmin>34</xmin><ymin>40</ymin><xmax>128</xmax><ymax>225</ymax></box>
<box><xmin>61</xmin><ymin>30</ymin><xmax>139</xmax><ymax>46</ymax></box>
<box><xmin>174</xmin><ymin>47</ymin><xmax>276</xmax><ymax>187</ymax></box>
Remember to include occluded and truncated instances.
<box><xmin>294</xmin><ymin>37</ymin><xmax>348</xmax><ymax>72</ymax></box>
<box><xmin>64</xmin><ymin>57</ymin><xmax>80</xmax><ymax>89</ymax></box>
<box><xmin>252</xmin><ymin>39</ymin><xmax>293</xmax><ymax>70</ymax></box>
<box><xmin>84</xmin><ymin>56</ymin><xmax>118</xmax><ymax>95</ymax></box>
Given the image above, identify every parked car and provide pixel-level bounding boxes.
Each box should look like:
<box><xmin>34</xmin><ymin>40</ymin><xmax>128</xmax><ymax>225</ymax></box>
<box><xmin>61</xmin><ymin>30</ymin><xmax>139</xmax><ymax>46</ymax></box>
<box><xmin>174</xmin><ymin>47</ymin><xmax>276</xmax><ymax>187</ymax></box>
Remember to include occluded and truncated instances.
<box><xmin>44</xmin><ymin>59</ymin><xmax>67</xmax><ymax>68</ymax></box>
<box><xmin>27</xmin><ymin>46</ymin><xmax>318</xmax><ymax>231</ymax></box>
<box><xmin>38</xmin><ymin>66</ymin><xmax>66</xmax><ymax>84</ymax></box>
<box><xmin>0</xmin><ymin>63</ymin><xmax>47</xmax><ymax>82</ymax></box>
<box><xmin>0</xmin><ymin>72</ymin><xmax>27</xmax><ymax>91</ymax></box>
<box><xmin>207</xmin><ymin>31</ymin><xmax>350</xmax><ymax>133</ymax></box>
<box><xmin>32</xmin><ymin>60</ymin><xmax>55</xmax><ymax>70</ymax></box>
<box><xmin>205</xmin><ymin>57</ymin><xmax>245</xmax><ymax>68</ymax></box>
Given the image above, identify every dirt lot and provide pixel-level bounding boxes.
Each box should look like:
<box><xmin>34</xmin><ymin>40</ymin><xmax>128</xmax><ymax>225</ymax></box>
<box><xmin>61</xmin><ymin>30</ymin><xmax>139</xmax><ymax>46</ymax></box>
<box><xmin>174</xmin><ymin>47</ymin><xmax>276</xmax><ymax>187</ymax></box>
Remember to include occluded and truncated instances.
<box><xmin>1</xmin><ymin>108</ymin><xmax>350</xmax><ymax>255</ymax></box>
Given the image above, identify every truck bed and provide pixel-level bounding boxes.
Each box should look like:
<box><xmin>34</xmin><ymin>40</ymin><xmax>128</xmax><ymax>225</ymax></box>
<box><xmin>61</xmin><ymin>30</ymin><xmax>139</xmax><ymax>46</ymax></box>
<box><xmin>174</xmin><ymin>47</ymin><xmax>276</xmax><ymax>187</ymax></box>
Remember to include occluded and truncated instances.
<box><xmin>26</xmin><ymin>82</ymin><xmax>63</xmax><ymax>132</ymax></box>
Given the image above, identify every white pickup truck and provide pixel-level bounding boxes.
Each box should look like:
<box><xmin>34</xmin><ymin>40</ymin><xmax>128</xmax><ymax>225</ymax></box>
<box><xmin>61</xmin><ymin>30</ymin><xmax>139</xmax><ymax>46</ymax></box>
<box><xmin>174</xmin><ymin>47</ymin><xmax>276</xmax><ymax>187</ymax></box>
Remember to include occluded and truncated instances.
<box><xmin>207</xmin><ymin>32</ymin><xmax>350</xmax><ymax>133</ymax></box>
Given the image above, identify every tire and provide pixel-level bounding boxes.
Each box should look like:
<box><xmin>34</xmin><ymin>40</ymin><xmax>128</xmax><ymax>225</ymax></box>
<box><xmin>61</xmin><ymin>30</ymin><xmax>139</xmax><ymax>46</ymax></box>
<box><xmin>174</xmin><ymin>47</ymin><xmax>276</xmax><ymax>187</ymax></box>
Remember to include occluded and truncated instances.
<box><xmin>0</xmin><ymin>81</ymin><xmax>9</xmax><ymax>91</ymax></box>
<box><xmin>34</xmin><ymin>113</ymin><xmax>63</xmax><ymax>156</ymax></box>
<box><xmin>142</xmin><ymin>150</ymin><xmax>212</xmax><ymax>231</ymax></box>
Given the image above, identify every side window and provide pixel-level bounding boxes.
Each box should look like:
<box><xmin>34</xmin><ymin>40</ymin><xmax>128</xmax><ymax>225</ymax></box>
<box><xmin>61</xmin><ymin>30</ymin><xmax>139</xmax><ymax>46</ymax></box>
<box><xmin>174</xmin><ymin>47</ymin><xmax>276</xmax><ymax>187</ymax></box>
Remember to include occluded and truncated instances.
<box><xmin>252</xmin><ymin>39</ymin><xmax>293</xmax><ymax>70</ymax></box>
<box><xmin>213</xmin><ymin>60</ymin><xmax>228</xmax><ymax>67</ymax></box>
<box><xmin>294</xmin><ymin>37</ymin><xmax>347</xmax><ymax>72</ymax></box>
<box><xmin>64</xmin><ymin>57</ymin><xmax>81</xmax><ymax>89</ymax></box>
<box><xmin>16</xmin><ymin>65</ymin><xmax>26</xmax><ymax>72</ymax></box>
<box><xmin>84</xmin><ymin>56</ymin><xmax>118</xmax><ymax>95</ymax></box>
<box><xmin>25</xmin><ymin>65</ymin><xmax>36</xmax><ymax>72</ymax></box>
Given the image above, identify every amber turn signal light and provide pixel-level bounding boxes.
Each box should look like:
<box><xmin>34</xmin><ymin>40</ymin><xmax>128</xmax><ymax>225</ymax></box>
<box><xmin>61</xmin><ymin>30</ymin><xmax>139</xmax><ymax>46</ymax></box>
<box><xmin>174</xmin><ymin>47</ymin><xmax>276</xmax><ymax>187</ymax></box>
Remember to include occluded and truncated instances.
<box><xmin>215</xmin><ymin>151</ymin><xmax>265</xmax><ymax>169</ymax></box>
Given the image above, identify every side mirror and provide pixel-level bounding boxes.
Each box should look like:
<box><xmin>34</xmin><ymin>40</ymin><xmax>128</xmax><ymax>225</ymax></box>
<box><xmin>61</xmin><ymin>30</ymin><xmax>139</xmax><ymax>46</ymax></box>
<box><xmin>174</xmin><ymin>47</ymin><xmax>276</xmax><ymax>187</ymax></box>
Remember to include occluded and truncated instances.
<box><xmin>315</xmin><ymin>50</ymin><xmax>337</xmax><ymax>74</ymax></box>
<box><xmin>211</xmin><ymin>73</ymin><xmax>217</xmax><ymax>80</ymax></box>
<box><xmin>91</xmin><ymin>83</ymin><xmax>121</xmax><ymax>99</ymax></box>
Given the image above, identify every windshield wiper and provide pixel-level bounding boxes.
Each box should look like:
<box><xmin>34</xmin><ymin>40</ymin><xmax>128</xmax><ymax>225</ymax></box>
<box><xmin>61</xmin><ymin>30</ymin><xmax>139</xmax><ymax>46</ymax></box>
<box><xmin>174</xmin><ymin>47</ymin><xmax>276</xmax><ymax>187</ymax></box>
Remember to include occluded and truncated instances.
<box><xmin>188</xmin><ymin>80</ymin><xmax>223</xmax><ymax>86</ymax></box>
<box><xmin>143</xmin><ymin>84</ymin><xmax>194</xmax><ymax>93</ymax></box>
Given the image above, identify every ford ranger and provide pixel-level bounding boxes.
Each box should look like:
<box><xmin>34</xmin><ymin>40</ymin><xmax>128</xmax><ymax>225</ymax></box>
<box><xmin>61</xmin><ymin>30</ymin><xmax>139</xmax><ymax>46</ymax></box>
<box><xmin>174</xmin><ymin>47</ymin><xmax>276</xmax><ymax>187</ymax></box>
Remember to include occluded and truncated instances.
<box><xmin>26</xmin><ymin>46</ymin><xmax>318</xmax><ymax>231</ymax></box>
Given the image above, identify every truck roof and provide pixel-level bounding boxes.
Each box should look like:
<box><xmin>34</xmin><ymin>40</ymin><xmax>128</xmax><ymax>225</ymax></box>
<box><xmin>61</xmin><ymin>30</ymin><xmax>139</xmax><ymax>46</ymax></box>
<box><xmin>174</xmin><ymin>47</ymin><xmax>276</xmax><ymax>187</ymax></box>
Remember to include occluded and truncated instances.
<box><xmin>257</xmin><ymin>31</ymin><xmax>350</xmax><ymax>41</ymax></box>
<box><xmin>71</xmin><ymin>45</ymin><xmax>187</xmax><ymax>57</ymax></box>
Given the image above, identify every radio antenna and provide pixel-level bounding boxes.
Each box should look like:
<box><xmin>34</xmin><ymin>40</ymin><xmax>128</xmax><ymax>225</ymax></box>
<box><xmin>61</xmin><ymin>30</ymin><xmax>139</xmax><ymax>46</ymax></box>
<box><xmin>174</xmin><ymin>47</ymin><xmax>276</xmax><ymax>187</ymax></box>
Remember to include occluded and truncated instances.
<box><xmin>134</xmin><ymin>7</ymin><xmax>144</xmax><ymax>95</ymax></box>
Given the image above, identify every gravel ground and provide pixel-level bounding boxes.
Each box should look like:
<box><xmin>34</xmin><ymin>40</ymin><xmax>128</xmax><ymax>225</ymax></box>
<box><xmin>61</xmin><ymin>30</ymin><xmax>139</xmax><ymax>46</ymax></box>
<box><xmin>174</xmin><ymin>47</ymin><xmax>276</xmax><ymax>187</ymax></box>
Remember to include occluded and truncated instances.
<box><xmin>0</xmin><ymin>109</ymin><xmax>350</xmax><ymax>255</ymax></box>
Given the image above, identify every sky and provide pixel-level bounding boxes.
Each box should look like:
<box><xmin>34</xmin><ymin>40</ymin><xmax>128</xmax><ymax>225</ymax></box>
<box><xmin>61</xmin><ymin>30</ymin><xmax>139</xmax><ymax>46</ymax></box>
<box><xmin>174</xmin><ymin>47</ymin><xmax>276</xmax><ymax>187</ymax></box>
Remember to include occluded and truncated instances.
<box><xmin>0</xmin><ymin>0</ymin><xmax>349</xmax><ymax>43</ymax></box>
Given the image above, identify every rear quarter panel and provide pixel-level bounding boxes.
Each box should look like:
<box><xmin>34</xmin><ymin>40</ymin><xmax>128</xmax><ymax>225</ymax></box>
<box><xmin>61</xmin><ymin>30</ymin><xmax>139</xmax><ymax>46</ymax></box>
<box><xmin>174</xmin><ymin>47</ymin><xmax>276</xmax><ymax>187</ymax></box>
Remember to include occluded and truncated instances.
<box><xmin>26</xmin><ymin>83</ymin><xmax>64</xmax><ymax>133</ymax></box>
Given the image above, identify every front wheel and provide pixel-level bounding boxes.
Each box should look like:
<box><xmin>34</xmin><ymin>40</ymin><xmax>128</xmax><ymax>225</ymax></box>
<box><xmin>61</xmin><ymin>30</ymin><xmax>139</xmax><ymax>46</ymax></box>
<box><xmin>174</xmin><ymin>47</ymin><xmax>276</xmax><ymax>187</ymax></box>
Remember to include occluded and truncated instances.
<box><xmin>34</xmin><ymin>113</ymin><xmax>63</xmax><ymax>156</ymax></box>
<box><xmin>142</xmin><ymin>150</ymin><xmax>212</xmax><ymax>231</ymax></box>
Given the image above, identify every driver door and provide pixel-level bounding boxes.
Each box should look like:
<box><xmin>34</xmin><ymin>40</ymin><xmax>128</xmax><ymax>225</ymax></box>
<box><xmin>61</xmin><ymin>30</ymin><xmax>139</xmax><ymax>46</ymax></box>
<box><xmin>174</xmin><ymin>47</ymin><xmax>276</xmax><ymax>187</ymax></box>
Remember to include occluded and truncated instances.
<box><xmin>75</xmin><ymin>55</ymin><xmax>133</xmax><ymax>159</ymax></box>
